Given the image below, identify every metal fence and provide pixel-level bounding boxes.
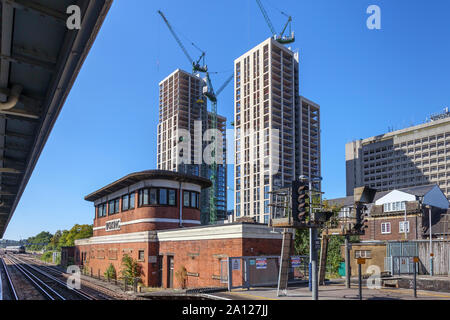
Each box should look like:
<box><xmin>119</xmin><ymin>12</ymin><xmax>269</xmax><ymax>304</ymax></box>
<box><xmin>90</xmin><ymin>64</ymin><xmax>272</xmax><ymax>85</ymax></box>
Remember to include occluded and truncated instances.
<box><xmin>384</xmin><ymin>256</ymin><xmax>416</xmax><ymax>275</ymax></box>
<box><xmin>227</xmin><ymin>255</ymin><xmax>308</xmax><ymax>291</ymax></box>
<box><xmin>385</xmin><ymin>241</ymin><xmax>450</xmax><ymax>275</ymax></box>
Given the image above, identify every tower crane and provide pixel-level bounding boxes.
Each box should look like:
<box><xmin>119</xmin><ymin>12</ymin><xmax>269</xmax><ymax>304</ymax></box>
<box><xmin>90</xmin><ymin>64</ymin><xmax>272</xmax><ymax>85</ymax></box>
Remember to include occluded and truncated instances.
<box><xmin>203</xmin><ymin>72</ymin><xmax>233</xmax><ymax>224</ymax></box>
<box><xmin>255</xmin><ymin>0</ymin><xmax>295</xmax><ymax>44</ymax></box>
<box><xmin>157</xmin><ymin>10</ymin><xmax>208</xmax><ymax>74</ymax></box>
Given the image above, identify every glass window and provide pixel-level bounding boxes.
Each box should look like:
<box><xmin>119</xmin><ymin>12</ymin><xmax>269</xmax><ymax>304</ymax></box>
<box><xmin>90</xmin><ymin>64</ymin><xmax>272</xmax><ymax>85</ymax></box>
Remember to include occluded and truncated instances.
<box><xmin>138</xmin><ymin>250</ymin><xmax>145</xmax><ymax>261</ymax></box>
<box><xmin>150</xmin><ymin>188</ymin><xmax>158</xmax><ymax>205</ymax></box>
<box><xmin>183</xmin><ymin>191</ymin><xmax>190</xmax><ymax>207</ymax></box>
<box><xmin>159</xmin><ymin>188</ymin><xmax>168</xmax><ymax>205</ymax></box>
<box><xmin>122</xmin><ymin>195</ymin><xmax>129</xmax><ymax>211</ymax></box>
<box><xmin>196</xmin><ymin>193</ymin><xmax>200</xmax><ymax>209</ymax></box>
<box><xmin>115</xmin><ymin>199</ymin><xmax>120</xmax><ymax>213</ymax></box>
<box><xmin>108</xmin><ymin>200</ymin><xmax>115</xmax><ymax>214</ymax></box>
<box><xmin>129</xmin><ymin>193</ymin><xmax>135</xmax><ymax>209</ymax></box>
<box><xmin>168</xmin><ymin>189</ymin><xmax>176</xmax><ymax>206</ymax></box>
<box><xmin>191</xmin><ymin>192</ymin><xmax>197</xmax><ymax>208</ymax></box>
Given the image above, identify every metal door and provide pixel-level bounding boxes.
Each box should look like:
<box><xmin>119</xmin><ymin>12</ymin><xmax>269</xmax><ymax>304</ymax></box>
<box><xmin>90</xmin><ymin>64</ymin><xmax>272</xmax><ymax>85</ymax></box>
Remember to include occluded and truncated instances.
<box><xmin>167</xmin><ymin>256</ymin><xmax>174</xmax><ymax>288</ymax></box>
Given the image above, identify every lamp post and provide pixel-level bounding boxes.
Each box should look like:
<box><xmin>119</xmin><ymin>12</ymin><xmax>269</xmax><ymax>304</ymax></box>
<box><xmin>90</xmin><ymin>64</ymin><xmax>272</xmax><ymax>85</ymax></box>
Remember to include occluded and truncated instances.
<box><xmin>404</xmin><ymin>201</ymin><xmax>408</xmax><ymax>241</ymax></box>
<box><xmin>428</xmin><ymin>206</ymin><xmax>433</xmax><ymax>276</ymax></box>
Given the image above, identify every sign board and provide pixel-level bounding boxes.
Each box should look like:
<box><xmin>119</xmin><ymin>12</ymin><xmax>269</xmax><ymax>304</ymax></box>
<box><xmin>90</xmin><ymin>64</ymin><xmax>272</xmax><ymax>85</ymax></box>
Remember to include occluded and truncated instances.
<box><xmin>430</xmin><ymin>253</ymin><xmax>434</xmax><ymax>257</ymax></box>
<box><xmin>148</xmin><ymin>256</ymin><xmax>157</xmax><ymax>263</ymax></box>
<box><xmin>291</xmin><ymin>256</ymin><xmax>302</xmax><ymax>268</ymax></box>
<box><xmin>105</xmin><ymin>219</ymin><xmax>121</xmax><ymax>232</ymax></box>
<box><xmin>413</xmin><ymin>256</ymin><xmax>419</xmax><ymax>263</ymax></box>
<box><xmin>357</xmin><ymin>258</ymin><xmax>366</xmax><ymax>265</ymax></box>
<box><xmin>256</xmin><ymin>258</ymin><xmax>267</xmax><ymax>269</ymax></box>
<box><xmin>249</xmin><ymin>259</ymin><xmax>256</xmax><ymax>266</ymax></box>
<box><xmin>232</xmin><ymin>259</ymin><xmax>241</xmax><ymax>271</ymax></box>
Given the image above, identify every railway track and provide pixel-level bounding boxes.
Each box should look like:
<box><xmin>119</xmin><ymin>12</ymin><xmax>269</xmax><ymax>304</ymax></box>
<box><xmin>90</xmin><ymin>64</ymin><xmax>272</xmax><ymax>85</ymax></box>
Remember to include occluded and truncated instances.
<box><xmin>14</xmin><ymin>255</ymin><xmax>118</xmax><ymax>300</ymax></box>
<box><xmin>0</xmin><ymin>256</ymin><xmax>18</xmax><ymax>300</ymax></box>
<box><xmin>4</xmin><ymin>255</ymin><xmax>95</xmax><ymax>300</ymax></box>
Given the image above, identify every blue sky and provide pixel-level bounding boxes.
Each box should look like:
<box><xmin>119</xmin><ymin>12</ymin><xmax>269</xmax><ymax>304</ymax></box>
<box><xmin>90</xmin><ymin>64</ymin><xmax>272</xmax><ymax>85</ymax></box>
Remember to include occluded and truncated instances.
<box><xmin>3</xmin><ymin>0</ymin><xmax>450</xmax><ymax>240</ymax></box>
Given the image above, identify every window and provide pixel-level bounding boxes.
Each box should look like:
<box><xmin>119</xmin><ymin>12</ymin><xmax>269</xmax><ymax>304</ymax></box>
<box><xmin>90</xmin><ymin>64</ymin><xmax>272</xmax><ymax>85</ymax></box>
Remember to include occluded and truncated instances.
<box><xmin>399</xmin><ymin>221</ymin><xmax>410</xmax><ymax>233</ymax></box>
<box><xmin>150</xmin><ymin>189</ymin><xmax>157</xmax><ymax>205</ymax></box>
<box><xmin>129</xmin><ymin>192</ymin><xmax>135</xmax><ymax>209</ymax></box>
<box><xmin>183</xmin><ymin>190</ymin><xmax>200</xmax><ymax>209</ymax></box>
<box><xmin>168</xmin><ymin>189</ymin><xmax>176</xmax><ymax>206</ymax></box>
<box><xmin>381</xmin><ymin>222</ymin><xmax>391</xmax><ymax>234</ymax></box>
<box><xmin>183</xmin><ymin>191</ymin><xmax>190</xmax><ymax>207</ymax></box>
<box><xmin>138</xmin><ymin>250</ymin><xmax>145</xmax><ymax>262</ymax></box>
<box><xmin>383</xmin><ymin>201</ymin><xmax>405</xmax><ymax>212</ymax></box>
<box><xmin>159</xmin><ymin>188</ymin><xmax>167</xmax><ymax>205</ymax></box>
<box><xmin>122</xmin><ymin>194</ymin><xmax>129</xmax><ymax>211</ymax></box>
<box><xmin>139</xmin><ymin>188</ymin><xmax>176</xmax><ymax>207</ymax></box>
<box><xmin>108</xmin><ymin>198</ymin><xmax>120</xmax><ymax>215</ymax></box>
<box><xmin>355</xmin><ymin>250</ymin><xmax>372</xmax><ymax>259</ymax></box>
<box><xmin>97</xmin><ymin>203</ymin><xmax>107</xmax><ymax>218</ymax></box>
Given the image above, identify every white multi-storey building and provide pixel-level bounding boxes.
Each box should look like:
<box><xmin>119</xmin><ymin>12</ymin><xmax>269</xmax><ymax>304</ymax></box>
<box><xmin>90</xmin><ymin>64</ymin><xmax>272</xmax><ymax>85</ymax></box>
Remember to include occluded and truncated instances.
<box><xmin>346</xmin><ymin>110</ymin><xmax>450</xmax><ymax>200</ymax></box>
<box><xmin>157</xmin><ymin>69</ymin><xmax>227</xmax><ymax>223</ymax></box>
<box><xmin>233</xmin><ymin>38</ymin><xmax>321</xmax><ymax>223</ymax></box>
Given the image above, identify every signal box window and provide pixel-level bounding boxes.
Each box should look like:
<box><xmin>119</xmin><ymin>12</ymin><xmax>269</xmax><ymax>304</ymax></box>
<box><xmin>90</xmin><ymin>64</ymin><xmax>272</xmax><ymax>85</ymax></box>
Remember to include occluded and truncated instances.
<box><xmin>138</xmin><ymin>250</ymin><xmax>145</xmax><ymax>262</ymax></box>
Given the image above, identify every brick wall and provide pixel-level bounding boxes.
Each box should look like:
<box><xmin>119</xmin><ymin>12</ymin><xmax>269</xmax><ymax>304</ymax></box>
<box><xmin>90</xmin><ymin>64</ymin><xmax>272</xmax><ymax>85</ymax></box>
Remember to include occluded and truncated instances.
<box><xmin>360</xmin><ymin>215</ymin><xmax>423</xmax><ymax>241</ymax></box>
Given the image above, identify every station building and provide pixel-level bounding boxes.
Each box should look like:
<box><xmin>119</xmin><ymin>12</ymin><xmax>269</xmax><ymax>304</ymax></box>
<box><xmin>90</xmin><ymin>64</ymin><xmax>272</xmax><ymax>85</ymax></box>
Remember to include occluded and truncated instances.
<box><xmin>72</xmin><ymin>170</ymin><xmax>284</xmax><ymax>288</ymax></box>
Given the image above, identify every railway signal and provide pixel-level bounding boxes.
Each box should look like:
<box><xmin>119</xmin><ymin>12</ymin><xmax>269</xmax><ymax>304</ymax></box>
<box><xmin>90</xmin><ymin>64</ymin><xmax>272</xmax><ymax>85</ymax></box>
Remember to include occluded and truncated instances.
<box><xmin>291</xmin><ymin>180</ymin><xmax>309</xmax><ymax>222</ymax></box>
<box><xmin>354</xmin><ymin>203</ymin><xmax>369</xmax><ymax>233</ymax></box>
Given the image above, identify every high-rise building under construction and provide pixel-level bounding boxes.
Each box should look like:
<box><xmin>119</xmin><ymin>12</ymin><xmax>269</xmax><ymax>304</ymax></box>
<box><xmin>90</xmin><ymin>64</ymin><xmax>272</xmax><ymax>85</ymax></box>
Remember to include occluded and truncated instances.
<box><xmin>233</xmin><ymin>38</ymin><xmax>321</xmax><ymax>223</ymax></box>
<box><xmin>157</xmin><ymin>69</ymin><xmax>227</xmax><ymax>223</ymax></box>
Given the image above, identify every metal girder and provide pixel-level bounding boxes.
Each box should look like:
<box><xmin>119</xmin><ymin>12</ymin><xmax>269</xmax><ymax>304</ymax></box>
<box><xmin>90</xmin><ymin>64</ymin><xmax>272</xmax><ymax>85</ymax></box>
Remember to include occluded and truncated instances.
<box><xmin>2</xmin><ymin>0</ymin><xmax>67</xmax><ymax>26</ymax></box>
<box><xmin>1</xmin><ymin>130</ymin><xmax>34</xmax><ymax>140</ymax></box>
<box><xmin>0</xmin><ymin>108</ymin><xmax>40</xmax><ymax>119</ymax></box>
<box><xmin>0</xmin><ymin>168</ymin><xmax>21</xmax><ymax>174</ymax></box>
<box><xmin>0</xmin><ymin>53</ymin><xmax>56</xmax><ymax>72</ymax></box>
<box><xmin>0</xmin><ymin>191</ymin><xmax>16</xmax><ymax>196</ymax></box>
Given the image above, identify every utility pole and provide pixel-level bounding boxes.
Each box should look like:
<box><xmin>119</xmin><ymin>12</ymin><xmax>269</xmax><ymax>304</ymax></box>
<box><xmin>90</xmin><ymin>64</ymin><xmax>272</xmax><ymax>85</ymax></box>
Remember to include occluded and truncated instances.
<box><xmin>429</xmin><ymin>206</ymin><xmax>434</xmax><ymax>276</ymax></box>
<box><xmin>345</xmin><ymin>235</ymin><xmax>351</xmax><ymax>288</ymax></box>
<box><xmin>404</xmin><ymin>201</ymin><xmax>408</xmax><ymax>241</ymax></box>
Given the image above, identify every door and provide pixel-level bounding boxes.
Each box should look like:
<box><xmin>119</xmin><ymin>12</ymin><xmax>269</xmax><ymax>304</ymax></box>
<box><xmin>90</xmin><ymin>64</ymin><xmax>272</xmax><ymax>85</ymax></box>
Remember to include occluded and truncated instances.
<box><xmin>167</xmin><ymin>256</ymin><xmax>174</xmax><ymax>288</ymax></box>
<box><xmin>157</xmin><ymin>255</ymin><xmax>163</xmax><ymax>287</ymax></box>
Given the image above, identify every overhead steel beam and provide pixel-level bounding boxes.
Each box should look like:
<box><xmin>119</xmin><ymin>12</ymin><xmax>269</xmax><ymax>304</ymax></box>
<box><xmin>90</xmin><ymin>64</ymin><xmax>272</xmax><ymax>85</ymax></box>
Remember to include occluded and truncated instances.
<box><xmin>0</xmin><ymin>108</ymin><xmax>40</xmax><ymax>119</ymax></box>
<box><xmin>0</xmin><ymin>53</ymin><xmax>56</xmax><ymax>72</ymax></box>
<box><xmin>2</xmin><ymin>0</ymin><xmax>67</xmax><ymax>26</ymax></box>
<box><xmin>0</xmin><ymin>168</ymin><xmax>21</xmax><ymax>174</ymax></box>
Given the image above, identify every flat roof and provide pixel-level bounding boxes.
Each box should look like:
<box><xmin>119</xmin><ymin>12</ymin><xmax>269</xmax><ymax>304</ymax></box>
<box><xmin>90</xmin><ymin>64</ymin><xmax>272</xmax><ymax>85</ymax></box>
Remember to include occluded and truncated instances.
<box><xmin>85</xmin><ymin>170</ymin><xmax>212</xmax><ymax>202</ymax></box>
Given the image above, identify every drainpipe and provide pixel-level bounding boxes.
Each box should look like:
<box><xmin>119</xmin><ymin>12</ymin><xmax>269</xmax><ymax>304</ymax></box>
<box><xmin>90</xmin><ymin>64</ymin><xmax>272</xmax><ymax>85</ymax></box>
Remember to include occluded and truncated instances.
<box><xmin>179</xmin><ymin>182</ymin><xmax>183</xmax><ymax>227</ymax></box>
<box><xmin>0</xmin><ymin>84</ymin><xmax>22</xmax><ymax>110</ymax></box>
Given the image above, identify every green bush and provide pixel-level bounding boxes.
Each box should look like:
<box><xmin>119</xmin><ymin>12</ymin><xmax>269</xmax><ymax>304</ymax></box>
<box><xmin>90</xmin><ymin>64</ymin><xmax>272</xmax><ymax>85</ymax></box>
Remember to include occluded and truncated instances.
<box><xmin>104</xmin><ymin>263</ymin><xmax>117</xmax><ymax>281</ymax></box>
<box><xmin>120</xmin><ymin>254</ymin><xmax>142</xmax><ymax>285</ymax></box>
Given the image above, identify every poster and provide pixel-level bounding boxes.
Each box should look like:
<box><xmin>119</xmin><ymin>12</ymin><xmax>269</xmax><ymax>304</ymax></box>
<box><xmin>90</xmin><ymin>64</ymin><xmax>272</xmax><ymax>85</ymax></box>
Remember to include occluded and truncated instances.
<box><xmin>291</xmin><ymin>256</ymin><xmax>302</xmax><ymax>268</ymax></box>
<box><xmin>256</xmin><ymin>258</ymin><xmax>267</xmax><ymax>269</ymax></box>
<box><xmin>232</xmin><ymin>258</ymin><xmax>241</xmax><ymax>270</ymax></box>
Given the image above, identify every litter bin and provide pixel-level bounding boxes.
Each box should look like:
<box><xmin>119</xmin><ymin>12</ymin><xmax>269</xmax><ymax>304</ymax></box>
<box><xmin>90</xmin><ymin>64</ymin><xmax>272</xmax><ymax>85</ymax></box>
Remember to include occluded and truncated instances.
<box><xmin>338</xmin><ymin>262</ymin><xmax>346</xmax><ymax>277</ymax></box>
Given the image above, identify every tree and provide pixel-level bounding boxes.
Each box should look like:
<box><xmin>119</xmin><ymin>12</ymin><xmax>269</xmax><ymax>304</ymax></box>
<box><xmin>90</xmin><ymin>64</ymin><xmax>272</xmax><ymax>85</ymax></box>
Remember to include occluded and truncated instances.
<box><xmin>26</xmin><ymin>231</ymin><xmax>53</xmax><ymax>251</ymax></box>
<box><xmin>120</xmin><ymin>254</ymin><xmax>142</xmax><ymax>285</ymax></box>
<box><xmin>57</xmin><ymin>224</ymin><xmax>93</xmax><ymax>247</ymax></box>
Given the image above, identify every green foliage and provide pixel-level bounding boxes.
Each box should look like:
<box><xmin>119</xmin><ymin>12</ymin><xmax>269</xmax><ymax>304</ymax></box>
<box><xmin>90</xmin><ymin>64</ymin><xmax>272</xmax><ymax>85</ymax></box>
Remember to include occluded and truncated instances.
<box><xmin>57</xmin><ymin>224</ymin><xmax>93</xmax><ymax>248</ymax></box>
<box><xmin>104</xmin><ymin>263</ymin><xmax>117</xmax><ymax>281</ymax></box>
<box><xmin>26</xmin><ymin>231</ymin><xmax>53</xmax><ymax>251</ymax></box>
<box><xmin>120</xmin><ymin>254</ymin><xmax>142</xmax><ymax>285</ymax></box>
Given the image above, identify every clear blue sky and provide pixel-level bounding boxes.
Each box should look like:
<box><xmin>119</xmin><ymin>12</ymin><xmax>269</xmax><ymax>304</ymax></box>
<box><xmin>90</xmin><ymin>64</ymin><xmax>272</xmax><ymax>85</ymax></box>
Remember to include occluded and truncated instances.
<box><xmin>3</xmin><ymin>0</ymin><xmax>450</xmax><ymax>240</ymax></box>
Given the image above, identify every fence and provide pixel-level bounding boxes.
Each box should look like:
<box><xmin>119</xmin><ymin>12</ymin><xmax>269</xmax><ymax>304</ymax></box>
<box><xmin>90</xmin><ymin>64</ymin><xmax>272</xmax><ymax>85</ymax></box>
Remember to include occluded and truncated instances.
<box><xmin>385</xmin><ymin>241</ymin><xmax>450</xmax><ymax>276</ymax></box>
<box><xmin>384</xmin><ymin>256</ymin><xmax>416</xmax><ymax>275</ymax></box>
<box><xmin>417</xmin><ymin>241</ymin><xmax>450</xmax><ymax>275</ymax></box>
<box><xmin>227</xmin><ymin>255</ymin><xmax>308</xmax><ymax>291</ymax></box>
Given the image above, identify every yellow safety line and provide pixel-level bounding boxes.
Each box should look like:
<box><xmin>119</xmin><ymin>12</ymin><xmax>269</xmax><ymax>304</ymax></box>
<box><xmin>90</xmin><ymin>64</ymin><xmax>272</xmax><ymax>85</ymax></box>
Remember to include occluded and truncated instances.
<box><xmin>229</xmin><ymin>290</ymin><xmax>278</xmax><ymax>300</ymax></box>
<box><xmin>380</xmin><ymin>288</ymin><xmax>450</xmax><ymax>299</ymax></box>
